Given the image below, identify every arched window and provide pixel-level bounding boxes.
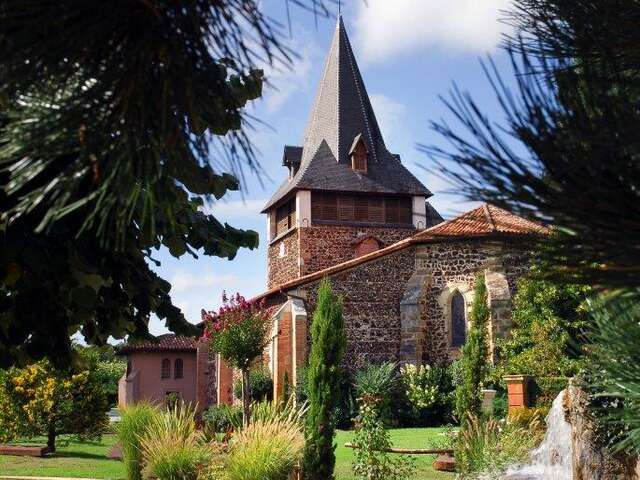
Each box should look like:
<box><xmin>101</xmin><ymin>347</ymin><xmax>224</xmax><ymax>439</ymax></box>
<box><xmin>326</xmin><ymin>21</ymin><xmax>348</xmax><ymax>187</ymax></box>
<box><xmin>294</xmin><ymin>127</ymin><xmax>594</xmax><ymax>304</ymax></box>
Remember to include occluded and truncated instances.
<box><xmin>161</xmin><ymin>358</ymin><xmax>170</xmax><ymax>379</ymax></box>
<box><xmin>451</xmin><ymin>291</ymin><xmax>466</xmax><ymax>347</ymax></box>
<box><xmin>174</xmin><ymin>358</ymin><xmax>183</xmax><ymax>379</ymax></box>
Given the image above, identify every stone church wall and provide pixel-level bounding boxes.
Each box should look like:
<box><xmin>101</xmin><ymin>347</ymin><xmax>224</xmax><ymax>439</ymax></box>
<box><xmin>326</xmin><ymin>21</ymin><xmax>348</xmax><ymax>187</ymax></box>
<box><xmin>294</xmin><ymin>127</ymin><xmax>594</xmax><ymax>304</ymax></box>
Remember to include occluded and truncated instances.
<box><xmin>298</xmin><ymin>224</ymin><xmax>415</xmax><ymax>277</ymax></box>
<box><xmin>416</xmin><ymin>239</ymin><xmax>530</xmax><ymax>364</ymax></box>
<box><xmin>295</xmin><ymin>238</ymin><xmax>531</xmax><ymax>371</ymax></box>
<box><xmin>267</xmin><ymin>229</ymin><xmax>300</xmax><ymax>289</ymax></box>
<box><xmin>301</xmin><ymin>247</ymin><xmax>417</xmax><ymax>371</ymax></box>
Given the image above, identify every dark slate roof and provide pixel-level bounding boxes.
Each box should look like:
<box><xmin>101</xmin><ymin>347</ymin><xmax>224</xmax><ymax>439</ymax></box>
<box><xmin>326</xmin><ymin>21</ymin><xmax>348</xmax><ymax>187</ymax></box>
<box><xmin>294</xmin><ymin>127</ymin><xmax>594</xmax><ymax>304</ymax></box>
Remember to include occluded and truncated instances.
<box><xmin>262</xmin><ymin>17</ymin><xmax>431</xmax><ymax>212</ymax></box>
<box><xmin>117</xmin><ymin>334</ymin><xmax>199</xmax><ymax>354</ymax></box>
<box><xmin>282</xmin><ymin>145</ymin><xmax>303</xmax><ymax>167</ymax></box>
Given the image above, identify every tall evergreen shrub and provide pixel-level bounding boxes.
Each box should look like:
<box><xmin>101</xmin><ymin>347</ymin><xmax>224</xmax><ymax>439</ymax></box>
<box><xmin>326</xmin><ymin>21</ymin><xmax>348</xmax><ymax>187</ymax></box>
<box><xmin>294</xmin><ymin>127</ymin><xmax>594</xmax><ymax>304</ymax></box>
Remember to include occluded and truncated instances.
<box><xmin>455</xmin><ymin>273</ymin><xmax>491</xmax><ymax>422</ymax></box>
<box><xmin>303</xmin><ymin>279</ymin><xmax>346</xmax><ymax>480</ymax></box>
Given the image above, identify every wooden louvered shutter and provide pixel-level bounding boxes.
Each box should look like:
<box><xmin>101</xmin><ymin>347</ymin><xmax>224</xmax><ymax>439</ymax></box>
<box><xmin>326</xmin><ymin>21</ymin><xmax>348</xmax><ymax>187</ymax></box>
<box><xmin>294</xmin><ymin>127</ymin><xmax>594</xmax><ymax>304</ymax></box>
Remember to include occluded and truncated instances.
<box><xmin>288</xmin><ymin>200</ymin><xmax>296</xmax><ymax>228</ymax></box>
<box><xmin>369</xmin><ymin>197</ymin><xmax>384</xmax><ymax>223</ymax></box>
<box><xmin>354</xmin><ymin>196</ymin><xmax>369</xmax><ymax>222</ymax></box>
<box><xmin>338</xmin><ymin>195</ymin><xmax>355</xmax><ymax>222</ymax></box>
<box><xmin>323</xmin><ymin>193</ymin><xmax>338</xmax><ymax>221</ymax></box>
<box><xmin>311</xmin><ymin>192</ymin><xmax>323</xmax><ymax>220</ymax></box>
<box><xmin>398</xmin><ymin>197</ymin><xmax>412</xmax><ymax>225</ymax></box>
<box><xmin>385</xmin><ymin>197</ymin><xmax>399</xmax><ymax>223</ymax></box>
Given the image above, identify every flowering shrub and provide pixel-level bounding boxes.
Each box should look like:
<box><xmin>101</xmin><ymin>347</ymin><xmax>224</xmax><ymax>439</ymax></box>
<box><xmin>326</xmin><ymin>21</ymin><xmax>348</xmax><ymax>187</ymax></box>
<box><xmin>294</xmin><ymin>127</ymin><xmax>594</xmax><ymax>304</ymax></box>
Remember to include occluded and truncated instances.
<box><xmin>0</xmin><ymin>359</ymin><xmax>109</xmax><ymax>452</ymax></box>
<box><xmin>202</xmin><ymin>292</ymin><xmax>273</xmax><ymax>425</ymax></box>
<box><xmin>400</xmin><ymin>364</ymin><xmax>439</xmax><ymax>409</ymax></box>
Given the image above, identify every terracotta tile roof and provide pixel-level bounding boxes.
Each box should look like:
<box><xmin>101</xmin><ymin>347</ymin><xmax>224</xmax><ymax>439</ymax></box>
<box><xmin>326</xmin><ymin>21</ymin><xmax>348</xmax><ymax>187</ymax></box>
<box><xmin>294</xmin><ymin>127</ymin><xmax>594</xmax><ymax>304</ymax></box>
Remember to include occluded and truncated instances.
<box><xmin>413</xmin><ymin>204</ymin><xmax>548</xmax><ymax>240</ymax></box>
<box><xmin>252</xmin><ymin>204</ymin><xmax>547</xmax><ymax>302</ymax></box>
<box><xmin>117</xmin><ymin>334</ymin><xmax>199</xmax><ymax>354</ymax></box>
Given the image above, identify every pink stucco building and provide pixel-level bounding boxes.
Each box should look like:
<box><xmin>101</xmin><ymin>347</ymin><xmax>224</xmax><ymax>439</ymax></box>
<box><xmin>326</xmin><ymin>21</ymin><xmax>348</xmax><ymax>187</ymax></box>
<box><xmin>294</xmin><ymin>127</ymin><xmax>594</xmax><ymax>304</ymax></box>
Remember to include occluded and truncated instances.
<box><xmin>117</xmin><ymin>335</ymin><xmax>213</xmax><ymax>412</ymax></box>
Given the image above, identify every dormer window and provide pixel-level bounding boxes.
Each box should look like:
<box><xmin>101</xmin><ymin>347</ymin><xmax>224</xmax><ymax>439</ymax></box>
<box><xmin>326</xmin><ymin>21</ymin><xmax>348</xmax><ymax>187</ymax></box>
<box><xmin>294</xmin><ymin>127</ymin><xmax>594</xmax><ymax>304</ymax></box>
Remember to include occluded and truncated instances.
<box><xmin>349</xmin><ymin>134</ymin><xmax>368</xmax><ymax>173</ymax></box>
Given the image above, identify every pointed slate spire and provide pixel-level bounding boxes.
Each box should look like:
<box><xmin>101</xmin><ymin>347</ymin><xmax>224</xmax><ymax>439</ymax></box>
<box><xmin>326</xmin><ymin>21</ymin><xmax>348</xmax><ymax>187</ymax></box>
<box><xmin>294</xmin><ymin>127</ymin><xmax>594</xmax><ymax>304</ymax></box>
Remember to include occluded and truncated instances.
<box><xmin>301</xmin><ymin>15</ymin><xmax>384</xmax><ymax>165</ymax></box>
<box><xmin>261</xmin><ymin>17</ymin><xmax>431</xmax><ymax>213</ymax></box>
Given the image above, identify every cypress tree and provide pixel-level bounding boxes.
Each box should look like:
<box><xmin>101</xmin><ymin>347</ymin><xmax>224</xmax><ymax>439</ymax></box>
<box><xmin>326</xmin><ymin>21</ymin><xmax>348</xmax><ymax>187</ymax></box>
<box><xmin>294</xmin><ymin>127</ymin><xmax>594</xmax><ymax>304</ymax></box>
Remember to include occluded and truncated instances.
<box><xmin>303</xmin><ymin>278</ymin><xmax>346</xmax><ymax>480</ymax></box>
<box><xmin>455</xmin><ymin>272</ymin><xmax>491</xmax><ymax>422</ymax></box>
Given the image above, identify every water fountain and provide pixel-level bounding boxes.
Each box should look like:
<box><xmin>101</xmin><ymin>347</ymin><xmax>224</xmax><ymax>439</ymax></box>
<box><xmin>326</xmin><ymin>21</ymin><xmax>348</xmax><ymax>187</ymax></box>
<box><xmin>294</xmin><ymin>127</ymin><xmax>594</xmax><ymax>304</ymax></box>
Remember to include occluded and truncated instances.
<box><xmin>503</xmin><ymin>390</ymin><xmax>573</xmax><ymax>479</ymax></box>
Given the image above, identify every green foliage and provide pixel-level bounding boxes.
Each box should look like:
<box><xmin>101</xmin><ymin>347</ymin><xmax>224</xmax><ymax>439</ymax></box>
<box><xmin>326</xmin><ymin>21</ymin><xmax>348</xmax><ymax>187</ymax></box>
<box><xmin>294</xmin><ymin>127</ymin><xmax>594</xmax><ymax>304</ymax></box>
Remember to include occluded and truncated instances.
<box><xmin>140</xmin><ymin>404</ymin><xmax>210</xmax><ymax>480</ymax></box>
<box><xmin>202</xmin><ymin>405</ymin><xmax>243</xmax><ymax>435</ymax></box>
<box><xmin>303</xmin><ymin>279</ymin><xmax>347</xmax><ymax>480</ymax></box>
<box><xmin>233</xmin><ymin>368</ymin><xmax>273</xmax><ymax>402</ymax></box>
<box><xmin>117</xmin><ymin>403</ymin><xmax>159</xmax><ymax>480</ymax></box>
<box><xmin>455</xmin><ymin>274</ymin><xmax>490</xmax><ymax>422</ymax></box>
<box><xmin>586</xmin><ymin>290</ymin><xmax>640</xmax><ymax>453</ymax></box>
<box><xmin>77</xmin><ymin>345</ymin><xmax>126</xmax><ymax>406</ymax></box>
<box><xmin>493</xmin><ymin>275</ymin><xmax>590</xmax><ymax>384</ymax></box>
<box><xmin>355</xmin><ymin>362</ymin><xmax>397</xmax><ymax>401</ymax></box>
<box><xmin>455</xmin><ymin>415</ymin><xmax>543</xmax><ymax>478</ymax></box>
<box><xmin>226</xmin><ymin>418</ymin><xmax>305</xmax><ymax>480</ymax></box>
<box><xmin>351</xmin><ymin>400</ymin><xmax>416</xmax><ymax>480</ymax></box>
<box><xmin>0</xmin><ymin>358</ymin><xmax>109</xmax><ymax>452</ymax></box>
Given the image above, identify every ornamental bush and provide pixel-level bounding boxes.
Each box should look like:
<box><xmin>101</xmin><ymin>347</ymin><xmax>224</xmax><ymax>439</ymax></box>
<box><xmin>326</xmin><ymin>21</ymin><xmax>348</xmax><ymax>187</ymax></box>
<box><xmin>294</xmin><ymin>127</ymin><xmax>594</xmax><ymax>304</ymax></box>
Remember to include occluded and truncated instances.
<box><xmin>202</xmin><ymin>292</ymin><xmax>272</xmax><ymax>426</ymax></box>
<box><xmin>455</xmin><ymin>273</ymin><xmax>491</xmax><ymax>423</ymax></box>
<box><xmin>0</xmin><ymin>358</ymin><xmax>109</xmax><ymax>452</ymax></box>
<box><xmin>398</xmin><ymin>362</ymin><xmax>456</xmax><ymax>426</ymax></box>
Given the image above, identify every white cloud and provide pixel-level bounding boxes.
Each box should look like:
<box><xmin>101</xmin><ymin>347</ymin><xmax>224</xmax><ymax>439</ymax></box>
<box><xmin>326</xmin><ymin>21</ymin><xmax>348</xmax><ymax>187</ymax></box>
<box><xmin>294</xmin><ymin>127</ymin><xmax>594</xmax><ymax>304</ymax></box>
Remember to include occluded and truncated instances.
<box><xmin>260</xmin><ymin>28</ymin><xmax>322</xmax><ymax>113</ymax></box>
<box><xmin>369</xmin><ymin>94</ymin><xmax>408</xmax><ymax>145</ymax></box>
<box><xmin>169</xmin><ymin>269</ymin><xmax>238</xmax><ymax>293</ymax></box>
<box><xmin>353</xmin><ymin>0</ymin><xmax>512</xmax><ymax>63</ymax></box>
<box><xmin>201</xmin><ymin>198</ymin><xmax>267</xmax><ymax>219</ymax></box>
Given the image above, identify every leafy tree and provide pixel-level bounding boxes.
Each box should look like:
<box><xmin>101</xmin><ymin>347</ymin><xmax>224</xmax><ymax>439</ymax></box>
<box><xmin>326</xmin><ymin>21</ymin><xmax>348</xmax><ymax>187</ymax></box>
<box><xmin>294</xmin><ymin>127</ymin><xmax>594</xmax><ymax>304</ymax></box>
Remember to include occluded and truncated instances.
<box><xmin>233</xmin><ymin>367</ymin><xmax>273</xmax><ymax>402</ymax></box>
<box><xmin>303</xmin><ymin>279</ymin><xmax>346</xmax><ymax>480</ymax></box>
<box><xmin>76</xmin><ymin>345</ymin><xmax>127</xmax><ymax>406</ymax></box>
<box><xmin>493</xmin><ymin>274</ymin><xmax>591</xmax><ymax>381</ymax></box>
<box><xmin>455</xmin><ymin>273</ymin><xmax>490</xmax><ymax>422</ymax></box>
<box><xmin>0</xmin><ymin>0</ymin><xmax>335</xmax><ymax>367</ymax></box>
<box><xmin>0</xmin><ymin>358</ymin><xmax>109</xmax><ymax>452</ymax></box>
<box><xmin>424</xmin><ymin>0</ymin><xmax>640</xmax><ymax>451</ymax></box>
<box><xmin>202</xmin><ymin>292</ymin><xmax>272</xmax><ymax>426</ymax></box>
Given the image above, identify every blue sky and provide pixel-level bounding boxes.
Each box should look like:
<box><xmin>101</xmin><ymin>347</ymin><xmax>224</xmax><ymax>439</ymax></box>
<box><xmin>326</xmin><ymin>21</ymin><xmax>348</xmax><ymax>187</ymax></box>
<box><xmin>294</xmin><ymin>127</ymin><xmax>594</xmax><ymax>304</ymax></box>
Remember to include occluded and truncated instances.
<box><xmin>145</xmin><ymin>0</ymin><xmax>517</xmax><ymax>336</ymax></box>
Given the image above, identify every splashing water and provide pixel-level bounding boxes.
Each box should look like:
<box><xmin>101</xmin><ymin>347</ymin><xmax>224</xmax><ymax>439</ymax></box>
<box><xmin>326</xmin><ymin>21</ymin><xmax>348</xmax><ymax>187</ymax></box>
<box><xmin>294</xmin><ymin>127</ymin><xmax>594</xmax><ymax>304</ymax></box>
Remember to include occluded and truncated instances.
<box><xmin>504</xmin><ymin>390</ymin><xmax>573</xmax><ymax>479</ymax></box>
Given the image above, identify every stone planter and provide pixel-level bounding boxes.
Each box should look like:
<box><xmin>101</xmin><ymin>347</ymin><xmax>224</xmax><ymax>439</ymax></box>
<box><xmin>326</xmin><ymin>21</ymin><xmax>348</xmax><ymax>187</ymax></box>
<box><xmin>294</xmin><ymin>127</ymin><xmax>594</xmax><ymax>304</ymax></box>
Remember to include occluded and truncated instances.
<box><xmin>481</xmin><ymin>388</ymin><xmax>497</xmax><ymax>415</ymax></box>
<box><xmin>504</xmin><ymin>374</ymin><xmax>533</xmax><ymax>414</ymax></box>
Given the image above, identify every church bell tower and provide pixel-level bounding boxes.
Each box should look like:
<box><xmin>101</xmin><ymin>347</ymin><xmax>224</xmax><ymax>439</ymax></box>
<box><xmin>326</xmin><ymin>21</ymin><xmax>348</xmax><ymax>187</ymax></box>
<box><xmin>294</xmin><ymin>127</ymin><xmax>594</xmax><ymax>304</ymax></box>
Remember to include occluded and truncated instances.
<box><xmin>262</xmin><ymin>17</ymin><xmax>441</xmax><ymax>289</ymax></box>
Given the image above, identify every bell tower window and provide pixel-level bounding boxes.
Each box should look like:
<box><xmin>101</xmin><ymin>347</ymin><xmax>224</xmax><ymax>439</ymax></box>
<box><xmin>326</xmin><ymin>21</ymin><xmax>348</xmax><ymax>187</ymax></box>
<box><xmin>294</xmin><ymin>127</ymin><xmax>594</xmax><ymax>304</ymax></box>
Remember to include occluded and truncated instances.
<box><xmin>349</xmin><ymin>134</ymin><xmax>368</xmax><ymax>173</ymax></box>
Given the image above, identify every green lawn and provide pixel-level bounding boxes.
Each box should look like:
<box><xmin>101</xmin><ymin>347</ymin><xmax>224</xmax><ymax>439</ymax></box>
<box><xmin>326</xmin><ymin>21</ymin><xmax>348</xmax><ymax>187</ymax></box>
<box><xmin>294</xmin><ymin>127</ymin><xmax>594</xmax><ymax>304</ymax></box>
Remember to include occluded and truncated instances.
<box><xmin>0</xmin><ymin>429</ymin><xmax>454</xmax><ymax>480</ymax></box>
<box><xmin>335</xmin><ymin>428</ymin><xmax>455</xmax><ymax>480</ymax></box>
<box><xmin>0</xmin><ymin>434</ymin><xmax>124</xmax><ymax>479</ymax></box>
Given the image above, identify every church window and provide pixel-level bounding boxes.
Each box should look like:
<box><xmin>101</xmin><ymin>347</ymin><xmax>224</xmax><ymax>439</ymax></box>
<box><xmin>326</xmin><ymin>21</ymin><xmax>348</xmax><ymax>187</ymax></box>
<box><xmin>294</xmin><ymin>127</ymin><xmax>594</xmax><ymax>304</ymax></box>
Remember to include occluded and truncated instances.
<box><xmin>174</xmin><ymin>358</ymin><xmax>183</xmax><ymax>379</ymax></box>
<box><xmin>451</xmin><ymin>291</ymin><xmax>466</xmax><ymax>347</ymax></box>
<box><xmin>161</xmin><ymin>358</ymin><xmax>171</xmax><ymax>379</ymax></box>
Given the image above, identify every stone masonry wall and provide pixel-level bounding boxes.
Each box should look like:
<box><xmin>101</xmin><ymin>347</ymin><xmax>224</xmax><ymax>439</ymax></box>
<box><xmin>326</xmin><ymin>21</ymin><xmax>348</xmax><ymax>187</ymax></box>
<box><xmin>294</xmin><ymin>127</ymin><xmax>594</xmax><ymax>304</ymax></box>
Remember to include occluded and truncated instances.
<box><xmin>267</xmin><ymin>229</ymin><xmax>300</xmax><ymax>289</ymax></box>
<box><xmin>416</xmin><ymin>239</ymin><xmax>530</xmax><ymax>364</ymax></box>
<box><xmin>302</xmin><ymin>247</ymin><xmax>417</xmax><ymax>371</ymax></box>
<box><xmin>298</xmin><ymin>224</ymin><xmax>415</xmax><ymax>276</ymax></box>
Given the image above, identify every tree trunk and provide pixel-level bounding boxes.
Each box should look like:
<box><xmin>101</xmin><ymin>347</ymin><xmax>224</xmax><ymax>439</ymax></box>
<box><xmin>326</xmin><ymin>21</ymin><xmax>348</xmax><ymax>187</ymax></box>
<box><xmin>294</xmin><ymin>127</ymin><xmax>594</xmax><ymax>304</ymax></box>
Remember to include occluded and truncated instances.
<box><xmin>242</xmin><ymin>368</ymin><xmax>251</xmax><ymax>427</ymax></box>
<box><xmin>47</xmin><ymin>426</ymin><xmax>56</xmax><ymax>453</ymax></box>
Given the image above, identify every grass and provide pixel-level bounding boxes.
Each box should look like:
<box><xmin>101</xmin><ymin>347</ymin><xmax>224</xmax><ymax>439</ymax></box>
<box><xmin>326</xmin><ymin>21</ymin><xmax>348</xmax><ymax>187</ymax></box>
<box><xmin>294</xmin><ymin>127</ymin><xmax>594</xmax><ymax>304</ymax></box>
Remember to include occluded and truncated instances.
<box><xmin>0</xmin><ymin>434</ymin><xmax>125</xmax><ymax>479</ymax></box>
<box><xmin>335</xmin><ymin>428</ymin><xmax>454</xmax><ymax>480</ymax></box>
<box><xmin>0</xmin><ymin>428</ymin><xmax>454</xmax><ymax>480</ymax></box>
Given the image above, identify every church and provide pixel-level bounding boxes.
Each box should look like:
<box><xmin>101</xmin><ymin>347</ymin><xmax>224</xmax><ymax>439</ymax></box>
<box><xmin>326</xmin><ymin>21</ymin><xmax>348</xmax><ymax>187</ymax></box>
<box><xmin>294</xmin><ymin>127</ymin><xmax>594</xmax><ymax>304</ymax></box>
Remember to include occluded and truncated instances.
<box><xmin>118</xmin><ymin>18</ymin><xmax>546</xmax><ymax>409</ymax></box>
